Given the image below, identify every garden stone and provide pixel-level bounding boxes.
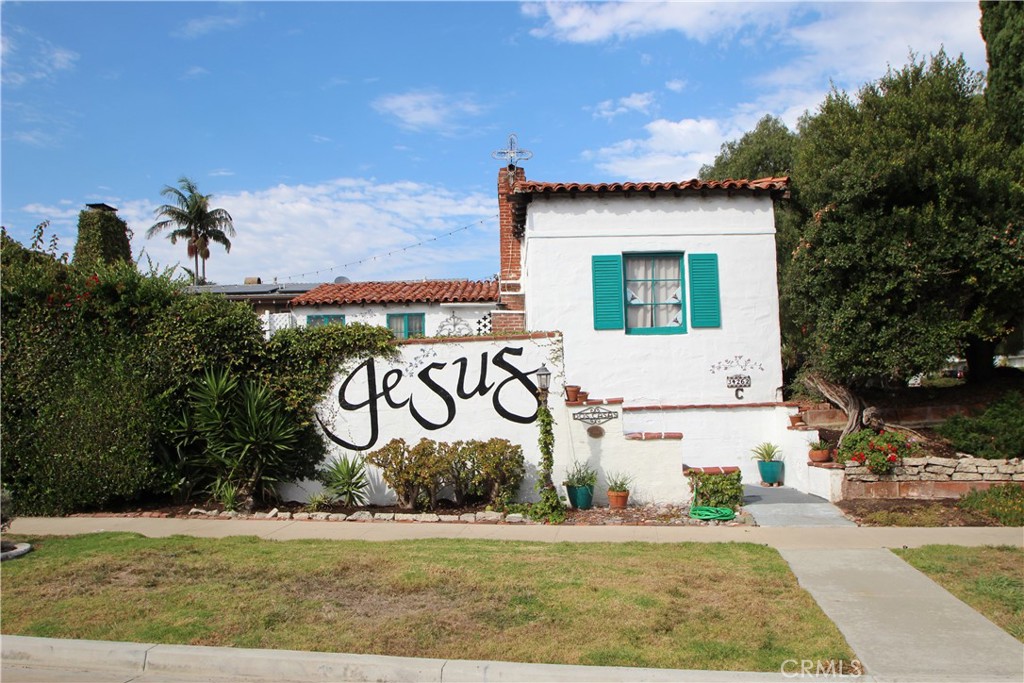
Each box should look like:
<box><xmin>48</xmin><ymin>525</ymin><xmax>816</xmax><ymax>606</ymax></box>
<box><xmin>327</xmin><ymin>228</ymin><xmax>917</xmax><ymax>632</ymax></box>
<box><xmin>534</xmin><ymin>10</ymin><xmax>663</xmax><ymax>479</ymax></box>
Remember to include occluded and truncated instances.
<box><xmin>204</xmin><ymin>509</ymin><xmax>219</xmax><ymax>516</ymax></box>
<box><xmin>438</xmin><ymin>515</ymin><xmax>460</xmax><ymax>523</ymax></box>
<box><xmin>328</xmin><ymin>513</ymin><xmax>347</xmax><ymax>521</ymax></box>
<box><xmin>951</xmin><ymin>473</ymin><xmax>983</xmax><ymax>481</ymax></box>
<box><xmin>997</xmin><ymin>463</ymin><xmax>1018</xmax><ymax>474</ymax></box>
<box><xmin>925</xmin><ymin>465</ymin><xmax>954</xmax><ymax>475</ymax></box>
<box><xmin>349</xmin><ymin>511</ymin><xmax>373</xmax><ymax>521</ymax></box>
<box><xmin>902</xmin><ymin>457</ymin><xmax>929</xmax><ymax>467</ymax></box>
<box><xmin>476</xmin><ymin>511</ymin><xmax>503</xmax><ymax>523</ymax></box>
<box><xmin>219</xmin><ymin>511</ymin><xmax>238</xmax><ymax>518</ymax></box>
<box><xmin>251</xmin><ymin>512</ymin><xmax>266</xmax><ymax>519</ymax></box>
<box><xmin>956</xmin><ymin>463</ymin><xmax>978</xmax><ymax>473</ymax></box>
<box><xmin>977</xmin><ymin>466</ymin><xmax>997</xmax><ymax>473</ymax></box>
<box><xmin>987</xmin><ymin>473</ymin><xmax>1012</xmax><ymax>481</ymax></box>
<box><xmin>293</xmin><ymin>513</ymin><xmax>310</xmax><ymax>521</ymax></box>
<box><xmin>926</xmin><ymin>457</ymin><xmax>959</xmax><ymax>468</ymax></box>
<box><xmin>394</xmin><ymin>513</ymin><xmax>417</xmax><ymax>522</ymax></box>
<box><xmin>459</xmin><ymin>513</ymin><xmax>476</xmax><ymax>523</ymax></box>
<box><xmin>278</xmin><ymin>512</ymin><xmax>292</xmax><ymax>520</ymax></box>
<box><xmin>1012</xmin><ymin>473</ymin><xmax>1024</xmax><ymax>481</ymax></box>
<box><xmin>505</xmin><ymin>513</ymin><xmax>525</xmax><ymax>524</ymax></box>
<box><xmin>414</xmin><ymin>513</ymin><xmax>439</xmax><ymax>523</ymax></box>
<box><xmin>266</xmin><ymin>508</ymin><xmax>279</xmax><ymax>519</ymax></box>
<box><xmin>188</xmin><ymin>508</ymin><xmax>207</xmax><ymax>516</ymax></box>
<box><xmin>920</xmin><ymin>472</ymin><xmax>951</xmax><ymax>481</ymax></box>
<box><xmin>373</xmin><ymin>513</ymin><xmax>394</xmax><ymax>521</ymax></box>
<box><xmin>311</xmin><ymin>513</ymin><xmax>330</xmax><ymax>521</ymax></box>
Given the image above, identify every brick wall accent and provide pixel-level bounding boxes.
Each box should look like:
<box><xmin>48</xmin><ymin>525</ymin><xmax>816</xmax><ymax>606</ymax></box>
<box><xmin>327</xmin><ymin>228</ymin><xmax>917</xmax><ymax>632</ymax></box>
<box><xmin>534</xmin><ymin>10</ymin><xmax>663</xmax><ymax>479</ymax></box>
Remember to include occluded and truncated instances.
<box><xmin>496</xmin><ymin>165</ymin><xmax>527</xmax><ymax>333</ymax></box>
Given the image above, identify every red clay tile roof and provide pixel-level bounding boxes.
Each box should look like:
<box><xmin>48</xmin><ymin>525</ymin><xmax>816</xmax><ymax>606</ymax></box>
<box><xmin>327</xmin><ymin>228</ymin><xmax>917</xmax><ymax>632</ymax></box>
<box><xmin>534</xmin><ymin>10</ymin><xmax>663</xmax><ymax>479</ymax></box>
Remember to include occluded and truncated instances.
<box><xmin>291</xmin><ymin>279</ymin><xmax>498</xmax><ymax>307</ymax></box>
<box><xmin>515</xmin><ymin>176</ymin><xmax>790</xmax><ymax>196</ymax></box>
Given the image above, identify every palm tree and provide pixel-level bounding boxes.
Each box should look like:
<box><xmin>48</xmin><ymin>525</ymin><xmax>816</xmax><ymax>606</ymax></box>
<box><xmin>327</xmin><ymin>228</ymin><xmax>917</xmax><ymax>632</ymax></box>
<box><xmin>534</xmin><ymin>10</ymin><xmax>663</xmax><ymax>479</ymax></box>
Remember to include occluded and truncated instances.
<box><xmin>147</xmin><ymin>177</ymin><xmax>235</xmax><ymax>284</ymax></box>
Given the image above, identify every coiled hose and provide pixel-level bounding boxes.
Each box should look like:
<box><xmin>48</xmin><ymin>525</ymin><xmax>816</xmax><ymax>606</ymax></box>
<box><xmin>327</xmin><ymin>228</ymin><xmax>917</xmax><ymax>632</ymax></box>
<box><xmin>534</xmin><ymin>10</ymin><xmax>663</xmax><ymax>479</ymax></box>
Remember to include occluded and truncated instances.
<box><xmin>688</xmin><ymin>506</ymin><xmax>736</xmax><ymax>521</ymax></box>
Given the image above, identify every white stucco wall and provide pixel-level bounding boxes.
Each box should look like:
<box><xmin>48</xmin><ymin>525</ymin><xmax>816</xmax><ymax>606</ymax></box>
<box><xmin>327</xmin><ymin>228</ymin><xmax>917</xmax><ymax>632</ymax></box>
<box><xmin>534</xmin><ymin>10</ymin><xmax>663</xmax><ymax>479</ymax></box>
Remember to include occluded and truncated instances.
<box><xmin>292</xmin><ymin>302</ymin><xmax>494</xmax><ymax>338</ymax></box>
<box><xmin>522</xmin><ymin>193</ymin><xmax>784</xmax><ymax>406</ymax></box>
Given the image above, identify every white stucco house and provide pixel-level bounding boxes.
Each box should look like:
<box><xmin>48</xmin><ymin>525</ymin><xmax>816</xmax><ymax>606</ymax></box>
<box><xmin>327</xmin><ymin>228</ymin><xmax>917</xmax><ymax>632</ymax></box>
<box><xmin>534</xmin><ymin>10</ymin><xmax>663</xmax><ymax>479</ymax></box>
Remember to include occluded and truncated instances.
<box><xmin>285</xmin><ymin>165</ymin><xmax>837</xmax><ymax>505</ymax></box>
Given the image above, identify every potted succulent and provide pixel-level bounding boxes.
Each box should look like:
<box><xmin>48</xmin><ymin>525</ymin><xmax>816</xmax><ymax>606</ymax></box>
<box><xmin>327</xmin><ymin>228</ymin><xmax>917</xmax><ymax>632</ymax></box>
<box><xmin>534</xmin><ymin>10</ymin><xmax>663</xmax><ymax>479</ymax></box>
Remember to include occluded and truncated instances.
<box><xmin>808</xmin><ymin>439</ymin><xmax>832</xmax><ymax>463</ymax></box>
<box><xmin>752</xmin><ymin>442</ymin><xmax>783</xmax><ymax>486</ymax></box>
<box><xmin>606</xmin><ymin>471</ymin><xmax>633</xmax><ymax>510</ymax></box>
<box><xmin>563</xmin><ymin>460</ymin><xmax>597</xmax><ymax>510</ymax></box>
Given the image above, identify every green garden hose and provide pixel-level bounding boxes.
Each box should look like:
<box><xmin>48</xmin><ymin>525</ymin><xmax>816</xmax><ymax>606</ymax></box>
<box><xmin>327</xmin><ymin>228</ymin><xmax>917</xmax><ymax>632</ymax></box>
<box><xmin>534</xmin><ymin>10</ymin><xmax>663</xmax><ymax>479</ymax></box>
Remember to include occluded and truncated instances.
<box><xmin>688</xmin><ymin>506</ymin><xmax>736</xmax><ymax>521</ymax></box>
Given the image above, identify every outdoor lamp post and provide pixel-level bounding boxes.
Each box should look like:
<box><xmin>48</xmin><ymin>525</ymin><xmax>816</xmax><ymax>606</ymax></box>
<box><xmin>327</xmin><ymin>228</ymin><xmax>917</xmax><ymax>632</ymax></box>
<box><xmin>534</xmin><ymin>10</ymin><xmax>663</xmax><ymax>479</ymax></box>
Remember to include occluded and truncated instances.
<box><xmin>535</xmin><ymin>363</ymin><xmax>551</xmax><ymax>404</ymax></box>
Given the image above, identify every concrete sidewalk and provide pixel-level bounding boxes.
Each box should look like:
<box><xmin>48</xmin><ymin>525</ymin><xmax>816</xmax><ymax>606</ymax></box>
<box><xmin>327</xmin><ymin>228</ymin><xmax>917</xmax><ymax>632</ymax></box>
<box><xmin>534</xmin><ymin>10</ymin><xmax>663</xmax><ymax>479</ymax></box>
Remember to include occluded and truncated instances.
<box><xmin>10</xmin><ymin>515</ymin><xmax>1022</xmax><ymax>549</ymax></box>
<box><xmin>743</xmin><ymin>485</ymin><xmax>856</xmax><ymax>527</ymax></box>
<box><xmin>5</xmin><ymin>516</ymin><xmax>1023</xmax><ymax>682</ymax></box>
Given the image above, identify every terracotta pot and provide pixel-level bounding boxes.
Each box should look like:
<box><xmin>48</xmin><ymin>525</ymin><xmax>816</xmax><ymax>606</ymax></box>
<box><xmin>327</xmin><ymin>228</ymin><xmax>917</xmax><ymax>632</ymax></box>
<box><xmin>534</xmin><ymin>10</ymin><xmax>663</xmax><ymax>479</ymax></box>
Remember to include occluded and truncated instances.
<box><xmin>809</xmin><ymin>449</ymin><xmax>832</xmax><ymax>463</ymax></box>
<box><xmin>564</xmin><ymin>385</ymin><xmax>581</xmax><ymax>401</ymax></box>
<box><xmin>789</xmin><ymin>414</ymin><xmax>804</xmax><ymax>427</ymax></box>
<box><xmin>608</xmin><ymin>490</ymin><xmax>629</xmax><ymax>510</ymax></box>
<box><xmin>577</xmin><ymin>391</ymin><xmax>590</xmax><ymax>401</ymax></box>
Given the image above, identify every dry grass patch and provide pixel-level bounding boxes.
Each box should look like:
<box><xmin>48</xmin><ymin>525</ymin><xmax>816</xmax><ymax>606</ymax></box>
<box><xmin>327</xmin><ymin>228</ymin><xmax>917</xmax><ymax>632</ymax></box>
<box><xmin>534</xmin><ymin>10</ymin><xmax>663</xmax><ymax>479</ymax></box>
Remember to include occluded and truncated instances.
<box><xmin>1</xmin><ymin>533</ymin><xmax>854</xmax><ymax>671</ymax></box>
<box><xmin>894</xmin><ymin>545</ymin><xmax>1024</xmax><ymax>642</ymax></box>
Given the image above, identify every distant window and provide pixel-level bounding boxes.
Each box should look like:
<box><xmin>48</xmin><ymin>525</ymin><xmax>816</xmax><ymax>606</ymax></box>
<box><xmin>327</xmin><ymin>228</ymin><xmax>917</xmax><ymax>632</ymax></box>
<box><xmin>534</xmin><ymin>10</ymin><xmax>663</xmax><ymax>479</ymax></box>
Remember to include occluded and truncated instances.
<box><xmin>307</xmin><ymin>314</ymin><xmax>346</xmax><ymax>327</ymax></box>
<box><xmin>387</xmin><ymin>313</ymin><xmax>426</xmax><ymax>339</ymax></box>
<box><xmin>624</xmin><ymin>253</ymin><xmax>686</xmax><ymax>334</ymax></box>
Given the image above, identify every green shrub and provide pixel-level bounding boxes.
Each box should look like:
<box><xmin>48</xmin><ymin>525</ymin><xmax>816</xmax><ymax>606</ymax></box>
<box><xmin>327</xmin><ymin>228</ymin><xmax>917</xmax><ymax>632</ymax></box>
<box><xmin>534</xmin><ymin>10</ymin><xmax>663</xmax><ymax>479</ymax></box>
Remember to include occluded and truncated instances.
<box><xmin>175</xmin><ymin>368</ymin><xmax>299</xmax><ymax>511</ymax></box>
<box><xmin>936</xmin><ymin>392</ymin><xmax>1024</xmax><ymax>460</ymax></box>
<box><xmin>686</xmin><ymin>470</ymin><xmax>743</xmax><ymax>510</ymax></box>
<box><xmin>564</xmin><ymin>460</ymin><xmax>598</xmax><ymax>487</ymax></box>
<box><xmin>958</xmin><ymin>484</ymin><xmax>1024</xmax><ymax>526</ymax></box>
<box><xmin>471</xmin><ymin>438</ymin><xmax>525</xmax><ymax>505</ymax></box>
<box><xmin>319</xmin><ymin>455</ymin><xmax>368</xmax><ymax>507</ymax></box>
<box><xmin>364</xmin><ymin>438</ymin><xmax>428</xmax><ymax>510</ymax></box>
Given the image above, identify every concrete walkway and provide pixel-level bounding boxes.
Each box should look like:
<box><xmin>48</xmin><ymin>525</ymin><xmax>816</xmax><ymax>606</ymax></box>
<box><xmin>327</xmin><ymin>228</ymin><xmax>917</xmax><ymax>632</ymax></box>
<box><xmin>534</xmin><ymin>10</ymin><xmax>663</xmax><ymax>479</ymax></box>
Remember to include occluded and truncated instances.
<box><xmin>4</xmin><ymin>516</ymin><xmax>1023</xmax><ymax>682</ymax></box>
<box><xmin>743</xmin><ymin>484</ymin><xmax>856</xmax><ymax>527</ymax></box>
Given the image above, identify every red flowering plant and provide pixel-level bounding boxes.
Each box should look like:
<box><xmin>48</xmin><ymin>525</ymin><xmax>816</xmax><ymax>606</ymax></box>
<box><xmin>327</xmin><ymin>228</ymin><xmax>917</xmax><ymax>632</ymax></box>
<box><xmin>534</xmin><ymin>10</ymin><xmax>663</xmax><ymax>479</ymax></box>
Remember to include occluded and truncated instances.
<box><xmin>836</xmin><ymin>429</ymin><xmax>916</xmax><ymax>475</ymax></box>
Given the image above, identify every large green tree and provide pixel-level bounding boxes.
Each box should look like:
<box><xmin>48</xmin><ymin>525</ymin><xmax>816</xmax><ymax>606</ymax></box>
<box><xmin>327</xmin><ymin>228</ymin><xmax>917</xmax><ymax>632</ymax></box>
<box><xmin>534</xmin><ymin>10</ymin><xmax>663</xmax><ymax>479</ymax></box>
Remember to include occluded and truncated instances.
<box><xmin>787</xmin><ymin>51</ymin><xmax>1024</xmax><ymax>438</ymax></box>
<box><xmin>981</xmin><ymin>1</ymin><xmax>1024</xmax><ymax>151</ymax></box>
<box><xmin>147</xmin><ymin>177</ymin><xmax>235</xmax><ymax>285</ymax></box>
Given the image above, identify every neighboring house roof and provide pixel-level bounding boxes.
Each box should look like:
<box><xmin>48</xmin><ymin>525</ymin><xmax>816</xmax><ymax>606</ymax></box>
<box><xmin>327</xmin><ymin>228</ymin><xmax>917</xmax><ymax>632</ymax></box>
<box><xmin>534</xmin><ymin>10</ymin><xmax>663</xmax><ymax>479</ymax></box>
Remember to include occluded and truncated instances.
<box><xmin>188</xmin><ymin>283</ymin><xmax>322</xmax><ymax>297</ymax></box>
<box><xmin>291</xmin><ymin>279</ymin><xmax>499</xmax><ymax>307</ymax></box>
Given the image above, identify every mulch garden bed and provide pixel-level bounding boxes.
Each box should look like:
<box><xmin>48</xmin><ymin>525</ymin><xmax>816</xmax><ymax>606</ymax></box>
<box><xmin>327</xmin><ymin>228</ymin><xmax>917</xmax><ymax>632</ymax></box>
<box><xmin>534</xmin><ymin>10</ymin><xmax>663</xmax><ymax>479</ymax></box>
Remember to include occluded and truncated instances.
<box><xmin>836</xmin><ymin>497</ymin><xmax>1000</xmax><ymax>527</ymax></box>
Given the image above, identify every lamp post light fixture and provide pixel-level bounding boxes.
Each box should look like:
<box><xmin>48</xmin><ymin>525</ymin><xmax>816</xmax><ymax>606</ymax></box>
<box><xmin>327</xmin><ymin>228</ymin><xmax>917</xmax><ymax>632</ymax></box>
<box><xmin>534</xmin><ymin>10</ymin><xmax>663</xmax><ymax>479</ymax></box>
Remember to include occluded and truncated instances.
<box><xmin>535</xmin><ymin>363</ymin><xmax>551</xmax><ymax>404</ymax></box>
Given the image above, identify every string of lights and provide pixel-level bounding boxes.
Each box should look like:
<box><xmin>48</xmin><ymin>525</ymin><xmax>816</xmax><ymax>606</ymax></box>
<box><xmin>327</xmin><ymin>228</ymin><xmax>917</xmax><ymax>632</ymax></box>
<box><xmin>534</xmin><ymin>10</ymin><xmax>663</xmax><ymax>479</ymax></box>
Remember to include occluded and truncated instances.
<box><xmin>279</xmin><ymin>214</ymin><xmax>498</xmax><ymax>282</ymax></box>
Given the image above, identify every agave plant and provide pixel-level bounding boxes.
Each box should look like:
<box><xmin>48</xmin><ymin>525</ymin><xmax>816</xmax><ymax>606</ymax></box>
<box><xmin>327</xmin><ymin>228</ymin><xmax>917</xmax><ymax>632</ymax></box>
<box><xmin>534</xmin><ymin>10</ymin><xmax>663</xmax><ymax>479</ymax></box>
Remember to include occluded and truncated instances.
<box><xmin>320</xmin><ymin>454</ymin><xmax>368</xmax><ymax>507</ymax></box>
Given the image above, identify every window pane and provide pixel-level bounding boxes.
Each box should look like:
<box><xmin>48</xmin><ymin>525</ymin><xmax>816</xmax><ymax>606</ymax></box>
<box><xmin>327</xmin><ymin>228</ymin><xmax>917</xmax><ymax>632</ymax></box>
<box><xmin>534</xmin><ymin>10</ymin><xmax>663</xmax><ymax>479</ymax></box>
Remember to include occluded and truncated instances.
<box><xmin>407</xmin><ymin>314</ymin><xmax>425</xmax><ymax>337</ymax></box>
<box><xmin>656</xmin><ymin>304</ymin><xmax>683</xmax><ymax>327</ymax></box>
<box><xmin>625</xmin><ymin>256</ymin><xmax>651</xmax><ymax>280</ymax></box>
<box><xmin>652</xmin><ymin>256</ymin><xmax>678</xmax><ymax>280</ymax></box>
<box><xmin>654</xmin><ymin>281</ymin><xmax>680</xmax><ymax>304</ymax></box>
<box><xmin>388</xmin><ymin>317</ymin><xmax>405</xmax><ymax>337</ymax></box>
<box><xmin>626</xmin><ymin>281</ymin><xmax>651</xmax><ymax>304</ymax></box>
<box><xmin>628</xmin><ymin>305</ymin><xmax>653</xmax><ymax>328</ymax></box>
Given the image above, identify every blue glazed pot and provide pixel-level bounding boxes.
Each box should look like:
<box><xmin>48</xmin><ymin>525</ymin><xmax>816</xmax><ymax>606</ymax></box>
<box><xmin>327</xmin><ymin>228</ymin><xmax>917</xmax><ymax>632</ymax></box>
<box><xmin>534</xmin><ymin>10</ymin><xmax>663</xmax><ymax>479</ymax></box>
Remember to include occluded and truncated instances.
<box><xmin>757</xmin><ymin>461</ymin><xmax>784</xmax><ymax>485</ymax></box>
<box><xmin>565</xmin><ymin>485</ymin><xmax>594</xmax><ymax>510</ymax></box>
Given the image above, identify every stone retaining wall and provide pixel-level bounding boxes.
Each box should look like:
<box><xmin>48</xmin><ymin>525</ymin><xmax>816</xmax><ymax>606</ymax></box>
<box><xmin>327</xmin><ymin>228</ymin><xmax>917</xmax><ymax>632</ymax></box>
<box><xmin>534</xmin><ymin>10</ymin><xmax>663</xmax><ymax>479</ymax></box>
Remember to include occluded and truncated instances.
<box><xmin>843</xmin><ymin>455</ymin><xmax>1024</xmax><ymax>499</ymax></box>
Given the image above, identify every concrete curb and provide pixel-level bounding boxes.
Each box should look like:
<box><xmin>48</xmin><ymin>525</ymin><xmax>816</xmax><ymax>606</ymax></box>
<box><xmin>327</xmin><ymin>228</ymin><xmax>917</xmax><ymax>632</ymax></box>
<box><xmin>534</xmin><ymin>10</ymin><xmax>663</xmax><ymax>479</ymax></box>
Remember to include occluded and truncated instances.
<box><xmin>1</xmin><ymin>635</ymin><xmax>852</xmax><ymax>682</ymax></box>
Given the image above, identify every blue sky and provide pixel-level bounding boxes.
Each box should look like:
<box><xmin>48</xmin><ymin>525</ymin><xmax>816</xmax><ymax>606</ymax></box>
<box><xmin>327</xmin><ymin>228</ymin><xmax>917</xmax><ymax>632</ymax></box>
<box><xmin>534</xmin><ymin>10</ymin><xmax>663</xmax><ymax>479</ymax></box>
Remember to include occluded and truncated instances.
<box><xmin>2</xmin><ymin>1</ymin><xmax>987</xmax><ymax>285</ymax></box>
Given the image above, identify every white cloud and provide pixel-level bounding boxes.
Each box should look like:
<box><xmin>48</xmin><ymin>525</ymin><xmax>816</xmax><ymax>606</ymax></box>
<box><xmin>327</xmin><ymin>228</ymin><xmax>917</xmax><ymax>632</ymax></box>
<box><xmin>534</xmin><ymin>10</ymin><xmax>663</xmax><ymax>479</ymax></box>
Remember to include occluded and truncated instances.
<box><xmin>9</xmin><ymin>130</ymin><xmax>60</xmax><ymax>147</ymax></box>
<box><xmin>591</xmin><ymin>91</ymin><xmax>655</xmax><ymax>121</ymax></box>
<box><xmin>208</xmin><ymin>169</ymin><xmax>235</xmax><ymax>177</ymax></box>
<box><xmin>180</xmin><ymin>66</ymin><xmax>210</xmax><ymax>80</ymax></box>
<box><xmin>1</xmin><ymin>26</ymin><xmax>79</xmax><ymax>86</ymax></box>
<box><xmin>583</xmin><ymin>117</ymin><xmax>743</xmax><ymax>180</ymax></box>
<box><xmin>372</xmin><ymin>89</ymin><xmax>485</xmax><ymax>135</ymax></box>
<box><xmin>310</xmin><ymin>135</ymin><xmax>332</xmax><ymax>144</ymax></box>
<box><xmin>115</xmin><ymin>177</ymin><xmax>498</xmax><ymax>284</ymax></box>
<box><xmin>540</xmin><ymin>2</ymin><xmax>985</xmax><ymax>181</ymax></box>
<box><xmin>173</xmin><ymin>14</ymin><xmax>248</xmax><ymax>40</ymax></box>
<box><xmin>524</xmin><ymin>1</ymin><xmax>783</xmax><ymax>44</ymax></box>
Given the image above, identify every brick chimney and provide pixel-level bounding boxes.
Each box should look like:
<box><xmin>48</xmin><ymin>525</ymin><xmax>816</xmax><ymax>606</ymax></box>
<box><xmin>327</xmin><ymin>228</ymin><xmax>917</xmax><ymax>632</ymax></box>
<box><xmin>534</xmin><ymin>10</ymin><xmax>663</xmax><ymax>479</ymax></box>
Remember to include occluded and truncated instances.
<box><xmin>492</xmin><ymin>165</ymin><xmax>526</xmax><ymax>334</ymax></box>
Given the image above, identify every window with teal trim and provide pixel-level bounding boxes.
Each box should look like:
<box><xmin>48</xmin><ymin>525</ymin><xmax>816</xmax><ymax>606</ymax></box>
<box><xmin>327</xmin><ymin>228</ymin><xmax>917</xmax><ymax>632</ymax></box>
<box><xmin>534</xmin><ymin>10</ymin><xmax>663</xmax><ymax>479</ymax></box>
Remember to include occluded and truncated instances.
<box><xmin>624</xmin><ymin>253</ymin><xmax>686</xmax><ymax>335</ymax></box>
<box><xmin>307</xmin><ymin>314</ymin><xmax>345</xmax><ymax>327</ymax></box>
<box><xmin>387</xmin><ymin>313</ymin><xmax>426</xmax><ymax>339</ymax></box>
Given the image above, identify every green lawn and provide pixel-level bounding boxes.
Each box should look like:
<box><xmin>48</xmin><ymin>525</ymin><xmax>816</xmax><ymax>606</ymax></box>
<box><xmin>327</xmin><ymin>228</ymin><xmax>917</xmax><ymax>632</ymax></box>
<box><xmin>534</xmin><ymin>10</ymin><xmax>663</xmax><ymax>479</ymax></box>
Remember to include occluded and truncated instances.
<box><xmin>1</xmin><ymin>533</ymin><xmax>855</xmax><ymax>672</ymax></box>
<box><xmin>894</xmin><ymin>545</ymin><xmax>1024</xmax><ymax>642</ymax></box>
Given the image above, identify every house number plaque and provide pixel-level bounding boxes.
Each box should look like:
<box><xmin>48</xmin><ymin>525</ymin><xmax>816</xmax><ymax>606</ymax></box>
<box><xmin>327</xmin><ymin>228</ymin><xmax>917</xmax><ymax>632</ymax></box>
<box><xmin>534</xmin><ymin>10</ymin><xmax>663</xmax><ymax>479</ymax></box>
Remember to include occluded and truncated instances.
<box><xmin>727</xmin><ymin>374</ymin><xmax>751</xmax><ymax>400</ymax></box>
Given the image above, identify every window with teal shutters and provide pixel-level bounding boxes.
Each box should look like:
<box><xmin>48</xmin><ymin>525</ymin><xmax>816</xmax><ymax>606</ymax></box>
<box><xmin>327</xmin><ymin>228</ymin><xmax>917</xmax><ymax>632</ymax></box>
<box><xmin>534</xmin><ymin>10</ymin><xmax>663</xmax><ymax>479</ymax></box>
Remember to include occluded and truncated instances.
<box><xmin>592</xmin><ymin>255</ymin><xmax>624</xmax><ymax>330</ymax></box>
<box><xmin>688</xmin><ymin>253</ymin><xmax>721</xmax><ymax>328</ymax></box>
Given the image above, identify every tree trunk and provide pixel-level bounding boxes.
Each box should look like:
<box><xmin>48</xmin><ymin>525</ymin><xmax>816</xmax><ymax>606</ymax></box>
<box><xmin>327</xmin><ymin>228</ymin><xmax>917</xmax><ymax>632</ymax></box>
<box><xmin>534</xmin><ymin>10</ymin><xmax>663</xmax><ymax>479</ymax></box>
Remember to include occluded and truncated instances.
<box><xmin>802</xmin><ymin>372</ymin><xmax>866</xmax><ymax>446</ymax></box>
<box><xmin>964</xmin><ymin>336</ymin><xmax>997</xmax><ymax>383</ymax></box>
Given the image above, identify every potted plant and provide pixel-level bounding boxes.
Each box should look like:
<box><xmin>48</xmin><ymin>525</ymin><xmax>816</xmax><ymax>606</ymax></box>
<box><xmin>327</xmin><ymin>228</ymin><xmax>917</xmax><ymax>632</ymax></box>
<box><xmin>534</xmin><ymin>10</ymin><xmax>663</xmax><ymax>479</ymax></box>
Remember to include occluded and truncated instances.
<box><xmin>563</xmin><ymin>460</ymin><xmax>597</xmax><ymax>510</ymax></box>
<box><xmin>808</xmin><ymin>439</ymin><xmax>832</xmax><ymax>463</ymax></box>
<box><xmin>606</xmin><ymin>471</ymin><xmax>633</xmax><ymax>510</ymax></box>
<box><xmin>564</xmin><ymin>385</ymin><xmax>581</xmax><ymax>402</ymax></box>
<box><xmin>752</xmin><ymin>442</ymin><xmax>783</xmax><ymax>486</ymax></box>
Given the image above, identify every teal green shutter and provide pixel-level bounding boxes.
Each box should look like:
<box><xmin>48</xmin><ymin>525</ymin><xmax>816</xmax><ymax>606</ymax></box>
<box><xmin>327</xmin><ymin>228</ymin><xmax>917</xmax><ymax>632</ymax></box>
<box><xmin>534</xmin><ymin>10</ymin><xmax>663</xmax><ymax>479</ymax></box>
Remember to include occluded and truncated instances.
<box><xmin>592</xmin><ymin>255</ymin><xmax>624</xmax><ymax>330</ymax></box>
<box><xmin>689</xmin><ymin>253</ymin><xmax>721</xmax><ymax>328</ymax></box>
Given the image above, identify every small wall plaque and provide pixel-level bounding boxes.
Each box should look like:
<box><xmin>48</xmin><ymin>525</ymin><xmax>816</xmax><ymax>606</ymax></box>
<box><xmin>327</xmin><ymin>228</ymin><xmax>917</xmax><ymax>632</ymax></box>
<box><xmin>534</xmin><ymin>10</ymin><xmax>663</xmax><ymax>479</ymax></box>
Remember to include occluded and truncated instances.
<box><xmin>726</xmin><ymin>374</ymin><xmax>752</xmax><ymax>388</ymax></box>
<box><xmin>586</xmin><ymin>425</ymin><xmax>605</xmax><ymax>438</ymax></box>
<box><xmin>573</xmin><ymin>406</ymin><xmax>618</xmax><ymax>425</ymax></box>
